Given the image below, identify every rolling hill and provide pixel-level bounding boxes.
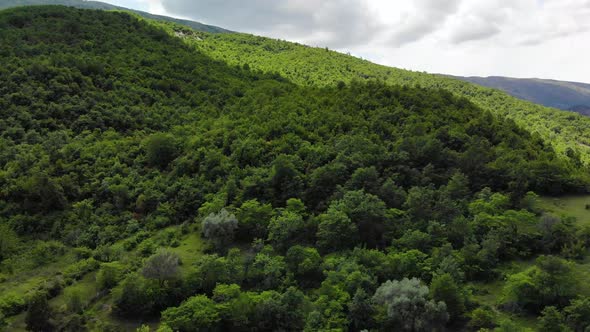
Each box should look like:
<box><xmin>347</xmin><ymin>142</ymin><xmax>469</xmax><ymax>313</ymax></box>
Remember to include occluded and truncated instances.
<box><xmin>455</xmin><ymin>76</ymin><xmax>590</xmax><ymax>115</ymax></box>
<box><xmin>2</xmin><ymin>6</ymin><xmax>590</xmax><ymax>332</ymax></box>
<box><xmin>6</xmin><ymin>0</ymin><xmax>590</xmax><ymax>165</ymax></box>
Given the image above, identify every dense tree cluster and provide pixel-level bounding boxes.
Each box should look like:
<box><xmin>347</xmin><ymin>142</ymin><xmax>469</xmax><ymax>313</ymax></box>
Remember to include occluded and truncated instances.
<box><xmin>1</xmin><ymin>6</ymin><xmax>590</xmax><ymax>331</ymax></box>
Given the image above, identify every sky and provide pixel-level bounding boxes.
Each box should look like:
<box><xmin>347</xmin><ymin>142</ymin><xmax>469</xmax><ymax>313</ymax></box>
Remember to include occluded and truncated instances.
<box><xmin>102</xmin><ymin>0</ymin><xmax>590</xmax><ymax>83</ymax></box>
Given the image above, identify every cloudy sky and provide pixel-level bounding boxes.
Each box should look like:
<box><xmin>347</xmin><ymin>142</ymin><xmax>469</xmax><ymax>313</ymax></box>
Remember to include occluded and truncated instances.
<box><xmin>104</xmin><ymin>0</ymin><xmax>589</xmax><ymax>83</ymax></box>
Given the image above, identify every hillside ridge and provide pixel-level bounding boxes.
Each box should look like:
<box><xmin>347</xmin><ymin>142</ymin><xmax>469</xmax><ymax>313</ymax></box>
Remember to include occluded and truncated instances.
<box><xmin>0</xmin><ymin>0</ymin><xmax>230</xmax><ymax>33</ymax></box>
<box><xmin>158</xmin><ymin>27</ymin><xmax>590</xmax><ymax>163</ymax></box>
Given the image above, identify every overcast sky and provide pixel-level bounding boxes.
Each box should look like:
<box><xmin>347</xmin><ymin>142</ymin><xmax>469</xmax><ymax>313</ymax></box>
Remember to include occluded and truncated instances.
<box><xmin>104</xmin><ymin>0</ymin><xmax>589</xmax><ymax>83</ymax></box>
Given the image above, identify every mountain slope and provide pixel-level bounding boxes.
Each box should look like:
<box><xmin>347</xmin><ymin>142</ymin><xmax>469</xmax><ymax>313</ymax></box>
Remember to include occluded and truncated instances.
<box><xmin>455</xmin><ymin>76</ymin><xmax>590</xmax><ymax>114</ymax></box>
<box><xmin>158</xmin><ymin>27</ymin><xmax>590</xmax><ymax>164</ymax></box>
<box><xmin>1</xmin><ymin>6</ymin><xmax>589</xmax><ymax>331</ymax></box>
<box><xmin>0</xmin><ymin>0</ymin><xmax>230</xmax><ymax>33</ymax></box>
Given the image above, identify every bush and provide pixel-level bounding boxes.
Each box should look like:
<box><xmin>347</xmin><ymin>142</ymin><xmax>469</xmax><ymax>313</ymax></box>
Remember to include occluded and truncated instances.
<box><xmin>97</xmin><ymin>262</ymin><xmax>126</xmax><ymax>291</ymax></box>
<box><xmin>144</xmin><ymin>133</ymin><xmax>178</xmax><ymax>169</ymax></box>
<box><xmin>63</xmin><ymin>258</ymin><xmax>100</xmax><ymax>281</ymax></box>
<box><xmin>0</xmin><ymin>293</ymin><xmax>26</xmax><ymax>316</ymax></box>
<box><xmin>161</xmin><ymin>295</ymin><xmax>220</xmax><ymax>331</ymax></box>
<box><xmin>468</xmin><ymin>307</ymin><xmax>496</xmax><ymax>330</ymax></box>
<box><xmin>30</xmin><ymin>241</ymin><xmax>66</xmax><ymax>267</ymax></box>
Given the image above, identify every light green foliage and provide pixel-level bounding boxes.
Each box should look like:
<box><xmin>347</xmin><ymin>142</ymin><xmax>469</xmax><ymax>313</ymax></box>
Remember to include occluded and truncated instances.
<box><xmin>539</xmin><ymin>195</ymin><xmax>590</xmax><ymax>226</ymax></box>
<box><xmin>137</xmin><ymin>325</ymin><xmax>151</xmax><ymax>332</ymax></box>
<box><xmin>308</xmin><ymin>284</ymin><xmax>351</xmax><ymax>331</ymax></box>
<box><xmin>502</xmin><ymin>256</ymin><xmax>578</xmax><ymax>313</ymax></box>
<box><xmin>161</xmin><ymin>295</ymin><xmax>220</xmax><ymax>331</ymax></box>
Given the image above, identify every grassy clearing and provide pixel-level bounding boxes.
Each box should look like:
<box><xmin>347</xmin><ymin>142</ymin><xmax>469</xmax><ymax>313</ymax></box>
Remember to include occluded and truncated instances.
<box><xmin>469</xmin><ymin>259</ymin><xmax>538</xmax><ymax>331</ymax></box>
<box><xmin>168</xmin><ymin>231</ymin><xmax>205</xmax><ymax>268</ymax></box>
<box><xmin>539</xmin><ymin>195</ymin><xmax>590</xmax><ymax>226</ymax></box>
<box><xmin>0</xmin><ymin>251</ymin><xmax>77</xmax><ymax>294</ymax></box>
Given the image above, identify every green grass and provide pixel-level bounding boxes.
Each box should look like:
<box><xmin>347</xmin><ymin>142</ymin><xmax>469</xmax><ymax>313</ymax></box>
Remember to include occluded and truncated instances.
<box><xmin>0</xmin><ymin>250</ymin><xmax>77</xmax><ymax>295</ymax></box>
<box><xmin>168</xmin><ymin>230</ymin><xmax>206</xmax><ymax>273</ymax></box>
<box><xmin>539</xmin><ymin>195</ymin><xmax>590</xmax><ymax>226</ymax></box>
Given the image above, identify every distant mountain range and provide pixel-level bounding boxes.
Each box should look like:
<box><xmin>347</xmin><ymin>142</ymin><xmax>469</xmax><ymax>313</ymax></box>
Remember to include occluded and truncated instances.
<box><xmin>453</xmin><ymin>76</ymin><xmax>590</xmax><ymax>115</ymax></box>
<box><xmin>0</xmin><ymin>0</ymin><xmax>230</xmax><ymax>33</ymax></box>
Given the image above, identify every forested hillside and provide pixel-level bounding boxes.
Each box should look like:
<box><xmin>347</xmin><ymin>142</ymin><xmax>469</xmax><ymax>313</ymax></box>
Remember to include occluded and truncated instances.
<box><xmin>2</xmin><ymin>6</ymin><xmax>590</xmax><ymax>332</ymax></box>
<box><xmin>164</xmin><ymin>28</ymin><xmax>590</xmax><ymax>163</ymax></box>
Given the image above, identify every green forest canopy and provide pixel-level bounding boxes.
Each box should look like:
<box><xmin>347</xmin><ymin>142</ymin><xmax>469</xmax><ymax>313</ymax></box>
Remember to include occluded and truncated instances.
<box><xmin>1</xmin><ymin>6</ymin><xmax>590</xmax><ymax>331</ymax></box>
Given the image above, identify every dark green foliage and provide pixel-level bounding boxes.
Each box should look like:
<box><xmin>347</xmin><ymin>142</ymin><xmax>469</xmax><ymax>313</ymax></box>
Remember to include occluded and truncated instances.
<box><xmin>113</xmin><ymin>274</ymin><xmax>154</xmax><ymax>318</ymax></box>
<box><xmin>468</xmin><ymin>307</ymin><xmax>497</xmax><ymax>330</ymax></box>
<box><xmin>235</xmin><ymin>199</ymin><xmax>273</xmax><ymax>241</ymax></box>
<box><xmin>267</xmin><ymin>210</ymin><xmax>308</xmax><ymax>252</ymax></box>
<box><xmin>316</xmin><ymin>207</ymin><xmax>358</xmax><ymax>253</ymax></box>
<box><xmin>96</xmin><ymin>262</ymin><xmax>125</xmax><ymax>291</ymax></box>
<box><xmin>538</xmin><ymin>306</ymin><xmax>570</xmax><ymax>332</ymax></box>
<box><xmin>25</xmin><ymin>292</ymin><xmax>54</xmax><ymax>332</ymax></box>
<box><xmin>285</xmin><ymin>245</ymin><xmax>322</xmax><ymax>287</ymax></box>
<box><xmin>348</xmin><ymin>288</ymin><xmax>375</xmax><ymax>331</ymax></box>
<box><xmin>430</xmin><ymin>273</ymin><xmax>466</xmax><ymax>320</ymax></box>
<box><xmin>0</xmin><ymin>0</ymin><xmax>231</xmax><ymax>33</ymax></box>
<box><xmin>564</xmin><ymin>297</ymin><xmax>590</xmax><ymax>332</ymax></box>
<box><xmin>144</xmin><ymin>133</ymin><xmax>178</xmax><ymax>169</ymax></box>
<box><xmin>0</xmin><ymin>224</ymin><xmax>19</xmax><ymax>261</ymax></box>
